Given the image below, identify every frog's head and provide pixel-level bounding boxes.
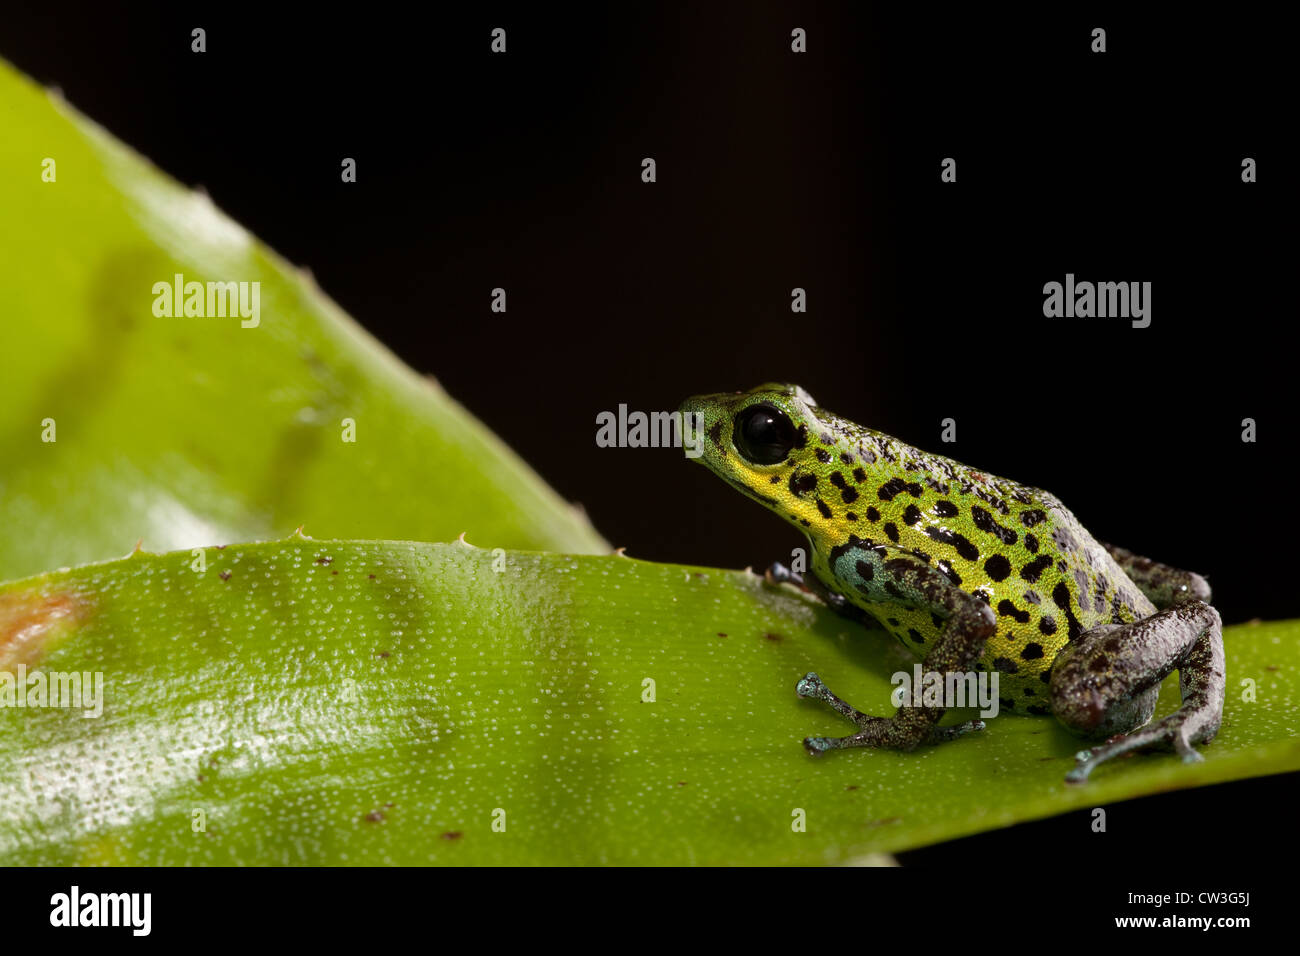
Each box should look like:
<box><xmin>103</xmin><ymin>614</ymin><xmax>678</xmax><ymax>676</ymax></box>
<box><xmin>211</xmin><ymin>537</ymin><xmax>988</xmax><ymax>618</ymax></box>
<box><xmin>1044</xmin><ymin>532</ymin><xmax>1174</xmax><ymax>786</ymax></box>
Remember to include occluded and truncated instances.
<box><xmin>680</xmin><ymin>383</ymin><xmax>842</xmax><ymax>534</ymax></box>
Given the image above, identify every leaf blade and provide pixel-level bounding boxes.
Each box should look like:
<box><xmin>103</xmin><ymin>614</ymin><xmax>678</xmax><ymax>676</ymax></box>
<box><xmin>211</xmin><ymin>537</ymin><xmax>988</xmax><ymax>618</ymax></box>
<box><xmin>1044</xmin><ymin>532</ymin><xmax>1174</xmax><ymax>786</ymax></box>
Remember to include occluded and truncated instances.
<box><xmin>2</xmin><ymin>539</ymin><xmax>1295</xmax><ymax>865</ymax></box>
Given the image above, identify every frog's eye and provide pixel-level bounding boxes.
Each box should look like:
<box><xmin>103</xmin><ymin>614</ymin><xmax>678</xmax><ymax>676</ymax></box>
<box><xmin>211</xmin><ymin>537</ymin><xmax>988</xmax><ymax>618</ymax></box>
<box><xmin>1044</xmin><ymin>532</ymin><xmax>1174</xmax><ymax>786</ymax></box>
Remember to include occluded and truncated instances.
<box><xmin>733</xmin><ymin>404</ymin><xmax>796</xmax><ymax>465</ymax></box>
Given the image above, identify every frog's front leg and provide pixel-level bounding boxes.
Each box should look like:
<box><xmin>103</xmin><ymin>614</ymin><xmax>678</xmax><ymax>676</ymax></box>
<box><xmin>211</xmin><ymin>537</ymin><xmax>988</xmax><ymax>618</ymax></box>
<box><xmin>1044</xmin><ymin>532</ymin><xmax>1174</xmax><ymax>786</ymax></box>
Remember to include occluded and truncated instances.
<box><xmin>1051</xmin><ymin>598</ymin><xmax>1224</xmax><ymax>783</ymax></box>
<box><xmin>797</xmin><ymin>550</ymin><xmax>996</xmax><ymax>754</ymax></box>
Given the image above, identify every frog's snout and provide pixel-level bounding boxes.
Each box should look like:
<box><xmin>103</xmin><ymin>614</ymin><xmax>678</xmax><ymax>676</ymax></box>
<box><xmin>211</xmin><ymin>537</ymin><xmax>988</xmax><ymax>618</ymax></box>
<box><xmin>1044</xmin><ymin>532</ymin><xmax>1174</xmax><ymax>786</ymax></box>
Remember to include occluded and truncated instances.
<box><xmin>679</xmin><ymin>395</ymin><xmax>715</xmax><ymax>463</ymax></box>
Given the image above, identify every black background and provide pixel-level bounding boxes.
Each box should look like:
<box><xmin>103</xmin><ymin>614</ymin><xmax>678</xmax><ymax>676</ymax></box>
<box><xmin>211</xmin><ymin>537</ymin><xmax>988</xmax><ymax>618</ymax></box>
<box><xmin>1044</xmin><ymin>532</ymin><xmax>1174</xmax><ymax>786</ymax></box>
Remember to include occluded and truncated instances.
<box><xmin>3</xmin><ymin>3</ymin><xmax>1292</xmax><ymax>870</ymax></box>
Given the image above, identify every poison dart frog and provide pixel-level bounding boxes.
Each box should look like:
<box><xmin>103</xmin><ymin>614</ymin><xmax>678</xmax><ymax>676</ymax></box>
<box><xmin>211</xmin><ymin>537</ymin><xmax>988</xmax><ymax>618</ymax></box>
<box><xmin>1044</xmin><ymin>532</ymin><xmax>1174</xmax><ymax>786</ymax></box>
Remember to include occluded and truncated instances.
<box><xmin>681</xmin><ymin>383</ymin><xmax>1225</xmax><ymax>782</ymax></box>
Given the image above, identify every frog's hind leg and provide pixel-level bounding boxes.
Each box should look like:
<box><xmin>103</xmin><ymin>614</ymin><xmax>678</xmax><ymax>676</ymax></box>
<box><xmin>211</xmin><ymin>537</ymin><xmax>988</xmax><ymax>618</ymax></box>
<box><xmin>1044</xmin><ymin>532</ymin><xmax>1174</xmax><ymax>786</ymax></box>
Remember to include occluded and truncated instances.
<box><xmin>1051</xmin><ymin>599</ymin><xmax>1224</xmax><ymax>783</ymax></box>
<box><xmin>1101</xmin><ymin>542</ymin><xmax>1212</xmax><ymax>609</ymax></box>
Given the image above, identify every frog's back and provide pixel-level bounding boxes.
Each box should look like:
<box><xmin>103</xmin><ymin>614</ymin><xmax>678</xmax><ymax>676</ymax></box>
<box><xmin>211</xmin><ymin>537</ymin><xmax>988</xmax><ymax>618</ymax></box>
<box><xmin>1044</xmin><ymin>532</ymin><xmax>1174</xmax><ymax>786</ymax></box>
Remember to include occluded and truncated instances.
<box><xmin>807</xmin><ymin>415</ymin><xmax>1156</xmax><ymax>714</ymax></box>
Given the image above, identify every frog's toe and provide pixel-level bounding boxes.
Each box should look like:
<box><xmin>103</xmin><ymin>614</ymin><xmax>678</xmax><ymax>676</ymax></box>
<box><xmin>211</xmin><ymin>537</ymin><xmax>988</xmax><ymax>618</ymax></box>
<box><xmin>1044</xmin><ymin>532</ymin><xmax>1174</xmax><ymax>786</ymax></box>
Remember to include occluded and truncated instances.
<box><xmin>927</xmin><ymin>719</ymin><xmax>986</xmax><ymax>743</ymax></box>
<box><xmin>795</xmin><ymin>672</ymin><xmax>828</xmax><ymax>700</ymax></box>
<box><xmin>764</xmin><ymin>561</ymin><xmax>797</xmax><ymax>587</ymax></box>
<box><xmin>803</xmin><ymin>736</ymin><xmax>836</xmax><ymax>755</ymax></box>
<box><xmin>1064</xmin><ymin>744</ymin><xmax>1114</xmax><ymax>783</ymax></box>
<box><xmin>1173</xmin><ymin>732</ymin><xmax>1206</xmax><ymax>764</ymax></box>
<box><xmin>1060</xmin><ymin>749</ymin><xmax>1102</xmax><ymax>785</ymax></box>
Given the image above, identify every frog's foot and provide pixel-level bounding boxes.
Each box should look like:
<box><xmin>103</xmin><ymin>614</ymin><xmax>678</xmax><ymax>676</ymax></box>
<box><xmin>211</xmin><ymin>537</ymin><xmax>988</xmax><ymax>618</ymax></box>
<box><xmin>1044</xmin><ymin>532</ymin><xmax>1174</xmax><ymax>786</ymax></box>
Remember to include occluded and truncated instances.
<box><xmin>795</xmin><ymin>551</ymin><xmax>996</xmax><ymax>754</ymax></box>
<box><xmin>796</xmin><ymin>672</ymin><xmax>985</xmax><ymax>753</ymax></box>
<box><xmin>1052</xmin><ymin>599</ymin><xmax>1224</xmax><ymax>784</ymax></box>
<box><xmin>1066</xmin><ymin>717</ymin><xmax>1206</xmax><ymax>784</ymax></box>
<box><xmin>764</xmin><ymin>562</ymin><xmax>870</xmax><ymax>625</ymax></box>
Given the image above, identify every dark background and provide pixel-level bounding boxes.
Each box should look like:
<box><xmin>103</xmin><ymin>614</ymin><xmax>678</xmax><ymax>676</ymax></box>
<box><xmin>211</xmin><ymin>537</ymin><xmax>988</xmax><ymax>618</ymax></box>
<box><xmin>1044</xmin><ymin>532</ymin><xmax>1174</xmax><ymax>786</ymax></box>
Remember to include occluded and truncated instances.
<box><xmin>4</xmin><ymin>3</ymin><xmax>1291</xmax><ymax>869</ymax></box>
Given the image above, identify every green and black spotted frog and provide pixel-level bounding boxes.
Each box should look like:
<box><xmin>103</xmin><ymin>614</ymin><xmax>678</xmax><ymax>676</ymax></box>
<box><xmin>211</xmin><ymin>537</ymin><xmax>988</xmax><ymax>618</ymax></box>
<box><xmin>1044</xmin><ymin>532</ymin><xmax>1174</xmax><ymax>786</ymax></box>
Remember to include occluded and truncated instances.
<box><xmin>681</xmin><ymin>383</ymin><xmax>1225</xmax><ymax>782</ymax></box>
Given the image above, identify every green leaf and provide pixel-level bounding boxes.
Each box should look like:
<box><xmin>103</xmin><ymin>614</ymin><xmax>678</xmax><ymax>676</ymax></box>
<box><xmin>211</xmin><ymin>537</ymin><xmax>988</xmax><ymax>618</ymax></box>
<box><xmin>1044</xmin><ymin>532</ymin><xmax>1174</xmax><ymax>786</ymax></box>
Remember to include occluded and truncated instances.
<box><xmin>3</xmin><ymin>538</ymin><xmax>1295</xmax><ymax>865</ymax></box>
<box><xmin>0</xmin><ymin>59</ymin><xmax>607</xmax><ymax>584</ymax></box>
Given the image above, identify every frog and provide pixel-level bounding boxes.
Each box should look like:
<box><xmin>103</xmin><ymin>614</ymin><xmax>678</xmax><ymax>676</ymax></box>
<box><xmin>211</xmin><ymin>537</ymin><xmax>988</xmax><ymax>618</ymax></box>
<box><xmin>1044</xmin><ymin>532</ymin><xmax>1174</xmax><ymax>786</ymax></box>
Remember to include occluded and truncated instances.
<box><xmin>680</xmin><ymin>383</ymin><xmax>1225</xmax><ymax>782</ymax></box>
